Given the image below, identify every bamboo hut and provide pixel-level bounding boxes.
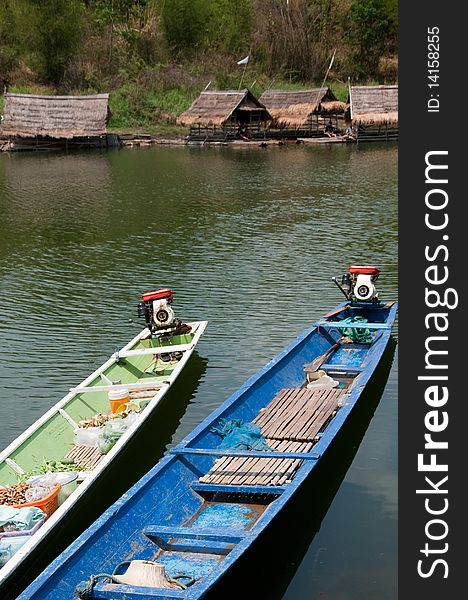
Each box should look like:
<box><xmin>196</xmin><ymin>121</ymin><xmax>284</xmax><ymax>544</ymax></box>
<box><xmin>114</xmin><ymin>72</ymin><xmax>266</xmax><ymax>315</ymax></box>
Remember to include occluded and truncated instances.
<box><xmin>177</xmin><ymin>89</ymin><xmax>272</xmax><ymax>142</ymax></box>
<box><xmin>347</xmin><ymin>85</ymin><xmax>398</xmax><ymax>140</ymax></box>
<box><xmin>259</xmin><ymin>88</ymin><xmax>347</xmax><ymax>138</ymax></box>
<box><xmin>1</xmin><ymin>92</ymin><xmax>111</xmax><ymax>150</ymax></box>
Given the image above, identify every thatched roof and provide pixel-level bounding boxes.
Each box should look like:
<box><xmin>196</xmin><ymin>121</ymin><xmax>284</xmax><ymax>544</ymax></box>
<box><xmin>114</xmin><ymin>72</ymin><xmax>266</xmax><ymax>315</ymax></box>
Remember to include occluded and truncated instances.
<box><xmin>348</xmin><ymin>85</ymin><xmax>398</xmax><ymax>125</ymax></box>
<box><xmin>1</xmin><ymin>93</ymin><xmax>110</xmax><ymax>138</ymax></box>
<box><xmin>177</xmin><ymin>89</ymin><xmax>271</xmax><ymax>127</ymax></box>
<box><xmin>259</xmin><ymin>88</ymin><xmax>344</xmax><ymax>127</ymax></box>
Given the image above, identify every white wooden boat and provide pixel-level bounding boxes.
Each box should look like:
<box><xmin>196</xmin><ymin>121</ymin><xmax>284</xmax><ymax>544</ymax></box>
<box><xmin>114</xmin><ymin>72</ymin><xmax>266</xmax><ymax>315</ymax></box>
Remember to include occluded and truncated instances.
<box><xmin>0</xmin><ymin>289</ymin><xmax>207</xmax><ymax>595</ymax></box>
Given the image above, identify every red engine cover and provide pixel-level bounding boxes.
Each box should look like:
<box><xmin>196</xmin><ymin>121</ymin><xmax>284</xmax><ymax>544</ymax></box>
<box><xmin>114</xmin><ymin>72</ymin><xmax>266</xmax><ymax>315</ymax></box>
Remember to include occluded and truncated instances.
<box><xmin>141</xmin><ymin>288</ymin><xmax>174</xmax><ymax>302</ymax></box>
<box><xmin>349</xmin><ymin>265</ymin><xmax>380</xmax><ymax>276</ymax></box>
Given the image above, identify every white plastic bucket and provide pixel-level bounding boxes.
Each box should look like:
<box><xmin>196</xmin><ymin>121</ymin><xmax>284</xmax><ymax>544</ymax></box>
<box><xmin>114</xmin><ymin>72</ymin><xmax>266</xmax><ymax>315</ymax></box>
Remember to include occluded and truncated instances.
<box><xmin>55</xmin><ymin>473</ymin><xmax>78</xmax><ymax>504</ymax></box>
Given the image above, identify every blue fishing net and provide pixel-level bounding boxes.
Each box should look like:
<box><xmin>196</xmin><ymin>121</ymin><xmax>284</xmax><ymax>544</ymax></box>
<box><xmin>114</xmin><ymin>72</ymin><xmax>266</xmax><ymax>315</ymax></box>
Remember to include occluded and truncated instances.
<box><xmin>211</xmin><ymin>418</ymin><xmax>271</xmax><ymax>451</ymax></box>
<box><xmin>340</xmin><ymin>316</ymin><xmax>373</xmax><ymax>344</ymax></box>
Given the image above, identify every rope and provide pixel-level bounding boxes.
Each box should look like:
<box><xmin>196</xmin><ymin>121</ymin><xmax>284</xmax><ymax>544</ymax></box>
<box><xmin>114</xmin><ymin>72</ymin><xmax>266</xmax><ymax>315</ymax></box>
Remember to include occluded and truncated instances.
<box><xmin>112</xmin><ymin>561</ymin><xmax>195</xmax><ymax>588</ymax></box>
<box><xmin>75</xmin><ymin>574</ymin><xmax>121</xmax><ymax>599</ymax></box>
<box><xmin>172</xmin><ymin>573</ymin><xmax>196</xmax><ymax>588</ymax></box>
<box><xmin>75</xmin><ymin>563</ymin><xmax>196</xmax><ymax>598</ymax></box>
<box><xmin>340</xmin><ymin>316</ymin><xmax>373</xmax><ymax>344</ymax></box>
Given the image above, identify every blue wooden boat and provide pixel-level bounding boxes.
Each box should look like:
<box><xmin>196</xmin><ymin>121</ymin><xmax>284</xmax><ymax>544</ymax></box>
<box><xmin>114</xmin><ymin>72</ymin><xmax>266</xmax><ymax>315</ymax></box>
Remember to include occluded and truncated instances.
<box><xmin>20</xmin><ymin>266</ymin><xmax>397</xmax><ymax>600</ymax></box>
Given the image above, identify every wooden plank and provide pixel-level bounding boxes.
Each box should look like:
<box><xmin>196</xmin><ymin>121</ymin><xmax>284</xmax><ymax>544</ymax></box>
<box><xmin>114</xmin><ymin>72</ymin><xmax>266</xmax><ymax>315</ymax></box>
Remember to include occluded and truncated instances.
<box><xmin>70</xmin><ymin>381</ymin><xmax>167</xmax><ymax>394</ymax></box>
<box><xmin>65</xmin><ymin>445</ymin><xmax>104</xmax><ymax>470</ymax></box>
<box><xmin>116</xmin><ymin>343</ymin><xmax>193</xmax><ymax>358</ymax></box>
<box><xmin>253</xmin><ymin>440</ymin><xmax>293</xmax><ymax>486</ymax></box>
<box><xmin>288</xmin><ymin>390</ymin><xmax>336</xmax><ymax>438</ymax></box>
<box><xmin>259</xmin><ymin>388</ymin><xmax>329</xmax><ymax>439</ymax></box>
<box><xmin>270</xmin><ymin>441</ymin><xmax>311</xmax><ymax>486</ymax></box>
<box><xmin>201</xmin><ymin>439</ymin><xmax>313</xmax><ymax>487</ymax></box>
<box><xmin>208</xmin><ymin>453</ymin><xmax>249</xmax><ymax>485</ymax></box>
<box><xmin>253</xmin><ymin>388</ymin><xmax>294</xmax><ymax>428</ymax></box>
<box><xmin>191</xmin><ymin>482</ymin><xmax>286</xmax><ymax>495</ymax></box>
<box><xmin>257</xmin><ymin>387</ymin><xmax>307</xmax><ymax>432</ymax></box>
<box><xmin>265</xmin><ymin>394</ymin><xmax>310</xmax><ymax>439</ymax></box>
<box><xmin>143</xmin><ymin>525</ymin><xmax>247</xmax><ymax>543</ymax></box>
<box><xmin>289</xmin><ymin>391</ymin><xmax>335</xmax><ymax>436</ymax></box>
<box><xmin>295</xmin><ymin>392</ymin><xmax>340</xmax><ymax>440</ymax></box>
<box><xmin>5</xmin><ymin>458</ymin><xmax>24</xmax><ymax>475</ymax></box>
<box><xmin>58</xmin><ymin>408</ymin><xmax>79</xmax><ymax>430</ymax></box>
<box><xmin>209</xmin><ymin>440</ymin><xmax>281</xmax><ymax>487</ymax></box>
<box><xmin>176</xmin><ymin>447</ymin><xmax>321</xmax><ymax>460</ymax></box>
<box><xmin>318</xmin><ymin>320</ymin><xmax>390</xmax><ymax>330</ymax></box>
<box><xmin>274</xmin><ymin>442</ymin><xmax>313</xmax><ymax>486</ymax></box>
<box><xmin>286</xmin><ymin>390</ymin><xmax>340</xmax><ymax>440</ymax></box>
<box><xmin>129</xmin><ymin>389</ymin><xmax>162</xmax><ymax>399</ymax></box>
<box><xmin>303</xmin><ymin>341</ymin><xmax>340</xmax><ymax>373</ymax></box>
<box><xmin>235</xmin><ymin>438</ymin><xmax>286</xmax><ymax>486</ymax></box>
<box><xmin>276</xmin><ymin>392</ymin><xmax>328</xmax><ymax>440</ymax></box>
<box><xmin>323</xmin><ymin>305</ymin><xmax>349</xmax><ymax>319</ymax></box>
<box><xmin>273</xmin><ymin>389</ymin><xmax>325</xmax><ymax>436</ymax></box>
<box><xmin>254</xmin><ymin>388</ymin><xmax>302</xmax><ymax>431</ymax></box>
<box><xmin>199</xmin><ymin>386</ymin><xmax>344</xmax><ymax>487</ymax></box>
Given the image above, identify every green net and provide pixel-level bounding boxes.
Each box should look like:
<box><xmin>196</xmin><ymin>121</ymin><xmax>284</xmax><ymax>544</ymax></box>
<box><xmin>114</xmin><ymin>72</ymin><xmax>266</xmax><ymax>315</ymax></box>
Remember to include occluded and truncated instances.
<box><xmin>341</xmin><ymin>316</ymin><xmax>373</xmax><ymax>344</ymax></box>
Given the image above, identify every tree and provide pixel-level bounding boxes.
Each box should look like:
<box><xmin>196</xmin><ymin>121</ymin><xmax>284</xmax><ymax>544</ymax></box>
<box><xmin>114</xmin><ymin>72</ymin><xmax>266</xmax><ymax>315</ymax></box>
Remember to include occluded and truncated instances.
<box><xmin>0</xmin><ymin>2</ymin><xmax>18</xmax><ymax>86</ymax></box>
<box><xmin>347</xmin><ymin>0</ymin><xmax>396</xmax><ymax>77</ymax></box>
<box><xmin>160</xmin><ymin>0</ymin><xmax>207</xmax><ymax>55</ymax></box>
<box><xmin>26</xmin><ymin>0</ymin><xmax>84</xmax><ymax>85</ymax></box>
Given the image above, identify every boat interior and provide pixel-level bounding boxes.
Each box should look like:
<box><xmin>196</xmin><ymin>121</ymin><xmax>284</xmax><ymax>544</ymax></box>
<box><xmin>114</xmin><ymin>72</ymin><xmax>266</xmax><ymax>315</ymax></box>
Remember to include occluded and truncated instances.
<box><xmin>0</xmin><ymin>328</ymin><xmax>197</xmax><ymax>486</ymax></box>
<box><xmin>81</xmin><ymin>303</ymin><xmax>395</xmax><ymax>597</ymax></box>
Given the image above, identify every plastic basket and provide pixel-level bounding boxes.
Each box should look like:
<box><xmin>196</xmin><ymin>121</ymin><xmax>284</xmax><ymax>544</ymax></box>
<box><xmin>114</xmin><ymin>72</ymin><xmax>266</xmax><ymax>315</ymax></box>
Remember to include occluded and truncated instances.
<box><xmin>11</xmin><ymin>483</ymin><xmax>61</xmax><ymax>518</ymax></box>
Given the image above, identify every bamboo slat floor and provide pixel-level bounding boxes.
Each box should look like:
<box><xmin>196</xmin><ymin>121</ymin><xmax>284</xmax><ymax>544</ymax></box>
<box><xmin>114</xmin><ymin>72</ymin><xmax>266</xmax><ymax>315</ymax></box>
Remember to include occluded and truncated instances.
<box><xmin>254</xmin><ymin>387</ymin><xmax>344</xmax><ymax>441</ymax></box>
<box><xmin>65</xmin><ymin>445</ymin><xmax>105</xmax><ymax>470</ymax></box>
<box><xmin>200</xmin><ymin>387</ymin><xmax>344</xmax><ymax>487</ymax></box>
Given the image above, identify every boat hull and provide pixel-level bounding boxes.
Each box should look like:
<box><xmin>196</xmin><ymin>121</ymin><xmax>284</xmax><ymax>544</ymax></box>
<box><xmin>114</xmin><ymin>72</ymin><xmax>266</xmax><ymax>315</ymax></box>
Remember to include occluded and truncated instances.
<box><xmin>0</xmin><ymin>320</ymin><xmax>207</xmax><ymax>597</ymax></box>
<box><xmin>20</xmin><ymin>301</ymin><xmax>397</xmax><ymax>599</ymax></box>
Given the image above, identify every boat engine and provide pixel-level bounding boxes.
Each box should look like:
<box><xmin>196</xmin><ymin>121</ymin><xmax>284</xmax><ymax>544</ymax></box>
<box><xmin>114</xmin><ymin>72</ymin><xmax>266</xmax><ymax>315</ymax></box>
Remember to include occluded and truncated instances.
<box><xmin>137</xmin><ymin>288</ymin><xmax>175</xmax><ymax>332</ymax></box>
<box><xmin>333</xmin><ymin>265</ymin><xmax>380</xmax><ymax>303</ymax></box>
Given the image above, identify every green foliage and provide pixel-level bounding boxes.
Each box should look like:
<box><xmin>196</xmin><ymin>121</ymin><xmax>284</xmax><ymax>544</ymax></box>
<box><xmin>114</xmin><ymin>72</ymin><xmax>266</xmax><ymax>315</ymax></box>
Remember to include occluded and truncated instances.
<box><xmin>160</xmin><ymin>0</ymin><xmax>207</xmax><ymax>55</ymax></box>
<box><xmin>0</xmin><ymin>3</ymin><xmax>18</xmax><ymax>83</ymax></box>
<box><xmin>33</xmin><ymin>0</ymin><xmax>84</xmax><ymax>84</ymax></box>
<box><xmin>3</xmin><ymin>0</ymin><xmax>84</xmax><ymax>85</ymax></box>
<box><xmin>108</xmin><ymin>82</ymin><xmax>197</xmax><ymax>129</ymax></box>
<box><xmin>204</xmin><ymin>0</ymin><xmax>252</xmax><ymax>54</ymax></box>
<box><xmin>160</xmin><ymin>0</ymin><xmax>252</xmax><ymax>56</ymax></box>
<box><xmin>1</xmin><ymin>0</ymin><xmax>397</xmax><ymax>127</ymax></box>
<box><xmin>251</xmin><ymin>0</ymin><xmax>347</xmax><ymax>81</ymax></box>
<box><xmin>347</xmin><ymin>0</ymin><xmax>397</xmax><ymax>76</ymax></box>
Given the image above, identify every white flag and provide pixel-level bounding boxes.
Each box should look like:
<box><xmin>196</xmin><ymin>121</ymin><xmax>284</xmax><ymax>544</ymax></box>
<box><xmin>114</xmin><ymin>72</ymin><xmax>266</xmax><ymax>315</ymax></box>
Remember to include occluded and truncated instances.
<box><xmin>237</xmin><ymin>55</ymin><xmax>250</xmax><ymax>66</ymax></box>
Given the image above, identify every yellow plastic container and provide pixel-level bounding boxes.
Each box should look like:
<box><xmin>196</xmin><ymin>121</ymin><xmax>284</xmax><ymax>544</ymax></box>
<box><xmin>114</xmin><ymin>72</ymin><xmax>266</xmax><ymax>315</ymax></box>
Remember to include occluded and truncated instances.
<box><xmin>108</xmin><ymin>388</ymin><xmax>130</xmax><ymax>413</ymax></box>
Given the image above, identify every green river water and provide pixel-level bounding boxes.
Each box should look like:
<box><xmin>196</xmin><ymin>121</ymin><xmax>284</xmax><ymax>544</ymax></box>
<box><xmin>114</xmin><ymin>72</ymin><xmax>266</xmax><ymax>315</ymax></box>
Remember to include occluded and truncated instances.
<box><xmin>0</xmin><ymin>142</ymin><xmax>397</xmax><ymax>599</ymax></box>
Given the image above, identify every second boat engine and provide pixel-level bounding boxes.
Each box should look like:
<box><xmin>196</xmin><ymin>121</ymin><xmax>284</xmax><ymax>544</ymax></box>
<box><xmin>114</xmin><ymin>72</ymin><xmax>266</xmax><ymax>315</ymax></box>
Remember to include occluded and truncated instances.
<box><xmin>333</xmin><ymin>265</ymin><xmax>380</xmax><ymax>303</ymax></box>
<box><xmin>137</xmin><ymin>288</ymin><xmax>175</xmax><ymax>333</ymax></box>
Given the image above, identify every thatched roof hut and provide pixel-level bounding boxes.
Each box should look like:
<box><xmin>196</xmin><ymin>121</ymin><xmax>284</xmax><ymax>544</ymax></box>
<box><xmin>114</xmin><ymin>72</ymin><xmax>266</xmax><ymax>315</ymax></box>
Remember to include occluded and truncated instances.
<box><xmin>259</xmin><ymin>88</ymin><xmax>345</xmax><ymax>127</ymax></box>
<box><xmin>177</xmin><ymin>89</ymin><xmax>271</xmax><ymax>127</ymax></box>
<box><xmin>348</xmin><ymin>85</ymin><xmax>398</xmax><ymax>125</ymax></box>
<box><xmin>1</xmin><ymin>93</ymin><xmax>110</xmax><ymax>138</ymax></box>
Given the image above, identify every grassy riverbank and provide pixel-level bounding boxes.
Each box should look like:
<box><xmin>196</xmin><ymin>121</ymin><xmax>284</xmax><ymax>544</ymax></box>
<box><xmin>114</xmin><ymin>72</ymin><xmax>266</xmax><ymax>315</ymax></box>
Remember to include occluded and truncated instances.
<box><xmin>1</xmin><ymin>1</ymin><xmax>397</xmax><ymax>136</ymax></box>
<box><xmin>0</xmin><ymin>78</ymin><xmax>352</xmax><ymax>137</ymax></box>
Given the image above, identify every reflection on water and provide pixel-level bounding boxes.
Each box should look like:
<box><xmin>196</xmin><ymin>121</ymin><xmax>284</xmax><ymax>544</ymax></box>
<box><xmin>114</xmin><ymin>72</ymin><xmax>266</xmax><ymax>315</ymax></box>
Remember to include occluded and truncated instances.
<box><xmin>0</xmin><ymin>143</ymin><xmax>397</xmax><ymax>598</ymax></box>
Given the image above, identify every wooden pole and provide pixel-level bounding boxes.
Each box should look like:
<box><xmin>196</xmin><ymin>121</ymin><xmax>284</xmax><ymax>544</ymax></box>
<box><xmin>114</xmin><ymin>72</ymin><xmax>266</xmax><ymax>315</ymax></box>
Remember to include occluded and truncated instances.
<box><xmin>238</xmin><ymin>47</ymin><xmax>252</xmax><ymax>90</ymax></box>
<box><xmin>314</xmin><ymin>49</ymin><xmax>336</xmax><ymax>121</ymax></box>
<box><xmin>238</xmin><ymin>61</ymin><xmax>249</xmax><ymax>90</ymax></box>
